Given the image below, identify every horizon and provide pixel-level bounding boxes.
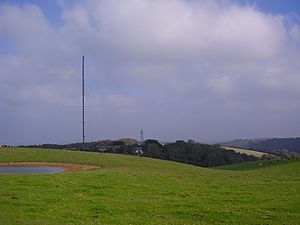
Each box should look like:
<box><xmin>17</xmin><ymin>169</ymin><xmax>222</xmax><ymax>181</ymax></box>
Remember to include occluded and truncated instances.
<box><xmin>1</xmin><ymin>0</ymin><xmax>300</xmax><ymax>145</ymax></box>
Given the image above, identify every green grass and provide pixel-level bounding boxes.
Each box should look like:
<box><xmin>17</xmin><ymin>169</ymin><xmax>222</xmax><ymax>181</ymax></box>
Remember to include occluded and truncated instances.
<box><xmin>0</xmin><ymin>147</ymin><xmax>299</xmax><ymax>225</ymax></box>
<box><xmin>215</xmin><ymin>159</ymin><xmax>297</xmax><ymax>171</ymax></box>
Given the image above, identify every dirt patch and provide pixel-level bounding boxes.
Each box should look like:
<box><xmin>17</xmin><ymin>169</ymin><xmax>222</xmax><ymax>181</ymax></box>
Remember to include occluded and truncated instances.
<box><xmin>0</xmin><ymin>162</ymin><xmax>99</xmax><ymax>172</ymax></box>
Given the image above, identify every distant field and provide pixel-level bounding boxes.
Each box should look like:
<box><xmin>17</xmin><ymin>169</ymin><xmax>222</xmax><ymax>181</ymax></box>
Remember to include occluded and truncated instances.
<box><xmin>223</xmin><ymin>146</ymin><xmax>266</xmax><ymax>157</ymax></box>
<box><xmin>0</xmin><ymin>147</ymin><xmax>299</xmax><ymax>225</ymax></box>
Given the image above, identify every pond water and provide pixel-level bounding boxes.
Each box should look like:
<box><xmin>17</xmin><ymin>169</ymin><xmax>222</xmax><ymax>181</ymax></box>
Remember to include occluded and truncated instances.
<box><xmin>0</xmin><ymin>166</ymin><xmax>64</xmax><ymax>174</ymax></box>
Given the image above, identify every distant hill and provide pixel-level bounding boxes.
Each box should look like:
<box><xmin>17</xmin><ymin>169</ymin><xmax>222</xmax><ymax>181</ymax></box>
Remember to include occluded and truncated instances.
<box><xmin>223</xmin><ymin>147</ymin><xmax>266</xmax><ymax>157</ymax></box>
<box><xmin>117</xmin><ymin>138</ymin><xmax>138</xmax><ymax>145</ymax></box>
<box><xmin>218</xmin><ymin>138</ymin><xmax>300</xmax><ymax>155</ymax></box>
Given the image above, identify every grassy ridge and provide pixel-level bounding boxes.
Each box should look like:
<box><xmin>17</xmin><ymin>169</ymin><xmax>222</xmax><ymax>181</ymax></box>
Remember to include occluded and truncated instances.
<box><xmin>0</xmin><ymin>147</ymin><xmax>299</xmax><ymax>225</ymax></box>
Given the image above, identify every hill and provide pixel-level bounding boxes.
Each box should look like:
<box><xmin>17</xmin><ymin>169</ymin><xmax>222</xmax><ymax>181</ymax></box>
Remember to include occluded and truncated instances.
<box><xmin>222</xmin><ymin>146</ymin><xmax>266</xmax><ymax>157</ymax></box>
<box><xmin>0</xmin><ymin>147</ymin><xmax>299</xmax><ymax>225</ymax></box>
<box><xmin>219</xmin><ymin>137</ymin><xmax>300</xmax><ymax>155</ymax></box>
<box><xmin>117</xmin><ymin>138</ymin><xmax>138</xmax><ymax>145</ymax></box>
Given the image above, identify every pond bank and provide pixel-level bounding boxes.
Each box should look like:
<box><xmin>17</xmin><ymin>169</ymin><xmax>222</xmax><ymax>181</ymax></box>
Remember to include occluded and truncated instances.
<box><xmin>0</xmin><ymin>162</ymin><xmax>98</xmax><ymax>172</ymax></box>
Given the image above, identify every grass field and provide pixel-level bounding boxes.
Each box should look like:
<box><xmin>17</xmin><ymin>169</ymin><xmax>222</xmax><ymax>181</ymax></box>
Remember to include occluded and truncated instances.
<box><xmin>0</xmin><ymin>147</ymin><xmax>299</xmax><ymax>225</ymax></box>
<box><xmin>223</xmin><ymin>146</ymin><xmax>266</xmax><ymax>157</ymax></box>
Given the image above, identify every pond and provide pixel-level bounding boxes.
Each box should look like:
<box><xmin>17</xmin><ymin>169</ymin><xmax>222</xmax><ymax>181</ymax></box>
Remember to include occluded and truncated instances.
<box><xmin>0</xmin><ymin>166</ymin><xmax>65</xmax><ymax>174</ymax></box>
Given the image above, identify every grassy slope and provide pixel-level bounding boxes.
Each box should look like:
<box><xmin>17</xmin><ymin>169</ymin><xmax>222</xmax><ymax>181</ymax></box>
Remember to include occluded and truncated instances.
<box><xmin>215</xmin><ymin>159</ymin><xmax>296</xmax><ymax>170</ymax></box>
<box><xmin>0</xmin><ymin>148</ymin><xmax>299</xmax><ymax>225</ymax></box>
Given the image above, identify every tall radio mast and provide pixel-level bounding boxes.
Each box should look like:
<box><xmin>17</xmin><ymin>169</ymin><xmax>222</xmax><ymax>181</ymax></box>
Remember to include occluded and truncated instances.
<box><xmin>82</xmin><ymin>50</ymin><xmax>85</xmax><ymax>144</ymax></box>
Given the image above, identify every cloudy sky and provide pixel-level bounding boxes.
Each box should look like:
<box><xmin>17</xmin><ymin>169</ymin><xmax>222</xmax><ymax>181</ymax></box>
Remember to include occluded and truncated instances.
<box><xmin>1</xmin><ymin>0</ymin><xmax>300</xmax><ymax>145</ymax></box>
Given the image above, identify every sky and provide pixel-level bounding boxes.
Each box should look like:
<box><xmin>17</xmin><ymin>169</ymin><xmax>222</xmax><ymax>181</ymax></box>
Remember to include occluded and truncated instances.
<box><xmin>0</xmin><ymin>0</ymin><xmax>300</xmax><ymax>145</ymax></box>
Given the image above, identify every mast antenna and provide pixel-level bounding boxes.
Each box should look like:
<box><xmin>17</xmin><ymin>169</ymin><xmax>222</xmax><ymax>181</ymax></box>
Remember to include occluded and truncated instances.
<box><xmin>140</xmin><ymin>129</ymin><xmax>144</xmax><ymax>145</ymax></box>
<box><xmin>82</xmin><ymin>49</ymin><xmax>85</xmax><ymax>144</ymax></box>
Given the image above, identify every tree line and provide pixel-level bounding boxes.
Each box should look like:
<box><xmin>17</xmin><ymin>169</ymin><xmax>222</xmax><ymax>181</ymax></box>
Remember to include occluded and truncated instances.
<box><xmin>142</xmin><ymin>140</ymin><xmax>259</xmax><ymax>167</ymax></box>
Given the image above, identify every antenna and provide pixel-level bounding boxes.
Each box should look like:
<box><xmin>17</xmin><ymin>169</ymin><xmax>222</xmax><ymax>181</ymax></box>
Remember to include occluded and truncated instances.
<box><xmin>82</xmin><ymin>49</ymin><xmax>85</xmax><ymax>144</ymax></box>
<box><xmin>140</xmin><ymin>129</ymin><xmax>144</xmax><ymax>145</ymax></box>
